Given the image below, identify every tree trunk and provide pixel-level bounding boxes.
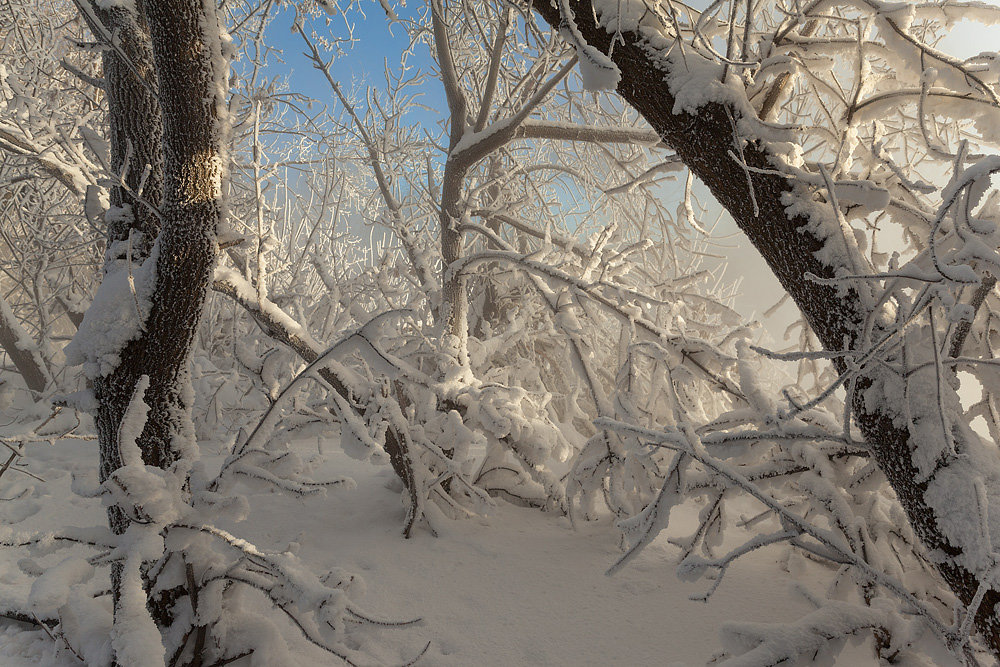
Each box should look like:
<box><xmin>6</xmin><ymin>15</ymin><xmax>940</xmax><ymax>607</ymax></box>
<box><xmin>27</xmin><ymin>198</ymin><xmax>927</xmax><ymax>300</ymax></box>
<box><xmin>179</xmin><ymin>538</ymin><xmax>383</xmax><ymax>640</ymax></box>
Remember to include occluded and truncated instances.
<box><xmin>431</xmin><ymin>0</ymin><xmax>472</xmax><ymax>370</ymax></box>
<box><xmin>82</xmin><ymin>0</ymin><xmax>228</xmax><ymax>645</ymax></box>
<box><xmin>84</xmin><ymin>1</ymin><xmax>165</xmax><ymax>537</ymax></box>
<box><xmin>0</xmin><ymin>292</ymin><xmax>48</xmax><ymax>394</ymax></box>
<box><xmin>90</xmin><ymin>0</ymin><xmax>227</xmax><ymax>520</ymax></box>
<box><xmin>440</xmin><ymin>161</ymin><xmax>470</xmax><ymax>368</ymax></box>
<box><xmin>532</xmin><ymin>0</ymin><xmax>1000</xmax><ymax>653</ymax></box>
<box><xmin>89</xmin><ymin>2</ymin><xmax>164</xmax><ymax>258</ymax></box>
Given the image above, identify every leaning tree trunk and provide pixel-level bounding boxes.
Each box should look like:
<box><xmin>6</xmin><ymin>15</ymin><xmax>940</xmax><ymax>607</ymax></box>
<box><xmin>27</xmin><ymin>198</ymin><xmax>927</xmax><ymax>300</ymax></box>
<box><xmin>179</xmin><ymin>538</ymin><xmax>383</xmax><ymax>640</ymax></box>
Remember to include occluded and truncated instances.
<box><xmin>532</xmin><ymin>0</ymin><xmax>1000</xmax><ymax>655</ymax></box>
<box><xmin>0</xmin><ymin>292</ymin><xmax>48</xmax><ymax>395</ymax></box>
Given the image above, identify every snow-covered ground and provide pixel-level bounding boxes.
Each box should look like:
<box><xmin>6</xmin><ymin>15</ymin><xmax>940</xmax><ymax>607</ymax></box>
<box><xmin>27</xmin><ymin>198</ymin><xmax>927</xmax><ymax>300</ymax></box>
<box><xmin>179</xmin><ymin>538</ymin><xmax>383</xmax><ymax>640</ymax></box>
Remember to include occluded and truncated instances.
<box><xmin>0</xmin><ymin>435</ymin><xmax>957</xmax><ymax>666</ymax></box>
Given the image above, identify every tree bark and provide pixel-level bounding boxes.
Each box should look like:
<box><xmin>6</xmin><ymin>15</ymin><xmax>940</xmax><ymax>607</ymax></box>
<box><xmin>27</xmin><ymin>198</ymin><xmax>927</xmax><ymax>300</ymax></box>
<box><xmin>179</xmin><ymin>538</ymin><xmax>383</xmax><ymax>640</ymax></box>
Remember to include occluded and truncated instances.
<box><xmin>82</xmin><ymin>1</ymin><xmax>165</xmax><ymax>537</ymax></box>
<box><xmin>0</xmin><ymin>292</ymin><xmax>48</xmax><ymax>394</ymax></box>
<box><xmin>82</xmin><ymin>0</ymin><xmax>228</xmax><ymax>646</ymax></box>
<box><xmin>532</xmin><ymin>0</ymin><xmax>1000</xmax><ymax>653</ymax></box>
<box><xmin>431</xmin><ymin>0</ymin><xmax>472</xmax><ymax>369</ymax></box>
<box><xmin>88</xmin><ymin>1</ymin><xmax>164</xmax><ymax>257</ymax></box>
<box><xmin>92</xmin><ymin>0</ymin><xmax>227</xmax><ymax>516</ymax></box>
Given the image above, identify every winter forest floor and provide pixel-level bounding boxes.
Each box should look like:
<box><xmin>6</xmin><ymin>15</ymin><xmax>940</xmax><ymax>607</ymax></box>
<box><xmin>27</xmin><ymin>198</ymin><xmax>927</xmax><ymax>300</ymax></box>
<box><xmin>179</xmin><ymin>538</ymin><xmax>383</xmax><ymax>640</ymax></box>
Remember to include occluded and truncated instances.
<box><xmin>0</xmin><ymin>435</ymin><xmax>961</xmax><ymax>666</ymax></box>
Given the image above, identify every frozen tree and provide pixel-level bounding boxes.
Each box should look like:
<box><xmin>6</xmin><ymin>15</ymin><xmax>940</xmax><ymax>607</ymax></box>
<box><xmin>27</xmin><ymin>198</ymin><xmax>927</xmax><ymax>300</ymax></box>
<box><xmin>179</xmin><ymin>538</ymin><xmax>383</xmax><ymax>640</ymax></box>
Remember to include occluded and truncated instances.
<box><xmin>0</xmin><ymin>0</ymin><xmax>104</xmax><ymax>395</ymax></box>
<box><xmin>522</xmin><ymin>0</ymin><xmax>1000</xmax><ymax>661</ymax></box>
<box><xmin>63</xmin><ymin>0</ymin><xmax>225</xmax><ymax>563</ymax></box>
<box><xmin>207</xmin><ymin>0</ymin><xmax>750</xmax><ymax>536</ymax></box>
<box><xmin>8</xmin><ymin>0</ymin><xmax>1000</xmax><ymax>663</ymax></box>
<box><xmin>0</xmin><ymin>1</ymin><xmax>428</xmax><ymax>663</ymax></box>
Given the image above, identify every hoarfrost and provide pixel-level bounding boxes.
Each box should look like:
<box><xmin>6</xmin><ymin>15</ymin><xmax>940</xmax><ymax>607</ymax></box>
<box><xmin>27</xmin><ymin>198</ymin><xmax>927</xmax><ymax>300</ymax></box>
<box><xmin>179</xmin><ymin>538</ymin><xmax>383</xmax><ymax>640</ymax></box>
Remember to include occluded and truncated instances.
<box><xmin>64</xmin><ymin>244</ymin><xmax>159</xmax><ymax>379</ymax></box>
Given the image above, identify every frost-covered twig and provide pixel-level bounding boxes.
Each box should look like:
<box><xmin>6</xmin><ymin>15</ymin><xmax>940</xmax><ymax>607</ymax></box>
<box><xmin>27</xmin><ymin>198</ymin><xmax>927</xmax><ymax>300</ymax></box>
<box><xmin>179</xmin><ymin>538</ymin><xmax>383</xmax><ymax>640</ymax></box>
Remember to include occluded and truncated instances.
<box><xmin>596</xmin><ymin>417</ymin><xmax>952</xmax><ymax>642</ymax></box>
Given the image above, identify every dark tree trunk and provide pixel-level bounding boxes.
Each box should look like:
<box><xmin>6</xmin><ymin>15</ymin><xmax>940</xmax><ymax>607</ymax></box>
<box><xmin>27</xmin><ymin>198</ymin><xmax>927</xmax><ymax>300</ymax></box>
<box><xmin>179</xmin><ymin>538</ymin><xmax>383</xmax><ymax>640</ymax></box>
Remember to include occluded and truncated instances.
<box><xmin>81</xmin><ymin>0</ymin><xmax>228</xmax><ymax>650</ymax></box>
<box><xmin>532</xmin><ymin>0</ymin><xmax>1000</xmax><ymax>654</ymax></box>
<box><xmin>123</xmin><ymin>0</ymin><xmax>227</xmax><ymax>474</ymax></box>
<box><xmin>91</xmin><ymin>2</ymin><xmax>164</xmax><ymax>258</ymax></box>
<box><xmin>0</xmin><ymin>294</ymin><xmax>47</xmax><ymax>395</ymax></box>
<box><xmin>84</xmin><ymin>1</ymin><xmax>165</xmax><ymax>537</ymax></box>
<box><xmin>88</xmin><ymin>0</ymin><xmax>226</xmax><ymax>525</ymax></box>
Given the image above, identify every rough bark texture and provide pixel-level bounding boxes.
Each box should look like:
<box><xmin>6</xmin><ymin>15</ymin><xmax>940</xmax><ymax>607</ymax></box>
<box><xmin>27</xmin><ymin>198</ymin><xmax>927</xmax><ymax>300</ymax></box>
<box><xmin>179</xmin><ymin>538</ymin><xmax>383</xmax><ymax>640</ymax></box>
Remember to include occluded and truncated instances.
<box><xmin>91</xmin><ymin>2</ymin><xmax>164</xmax><ymax>257</ymax></box>
<box><xmin>123</xmin><ymin>0</ymin><xmax>225</xmax><ymax>475</ymax></box>
<box><xmin>92</xmin><ymin>0</ymin><xmax>225</xmax><ymax>501</ymax></box>
<box><xmin>532</xmin><ymin>0</ymin><xmax>1000</xmax><ymax>653</ymax></box>
<box><xmin>85</xmin><ymin>0</ymin><xmax>227</xmax><ymax>649</ymax></box>
<box><xmin>85</xmin><ymin>1</ymin><xmax>165</xmax><ymax>536</ymax></box>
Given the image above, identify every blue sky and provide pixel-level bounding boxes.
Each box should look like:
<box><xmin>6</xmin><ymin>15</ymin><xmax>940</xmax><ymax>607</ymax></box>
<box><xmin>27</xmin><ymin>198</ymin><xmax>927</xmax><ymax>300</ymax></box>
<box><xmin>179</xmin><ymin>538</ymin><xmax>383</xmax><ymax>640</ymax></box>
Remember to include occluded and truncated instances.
<box><xmin>253</xmin><ymin>1</ymin><xmax>1000</xmax><ymax>338</ymax></box>
<box><xmin>263</xmin><ymin>1</ymin><xmax>1000</xmax><ymax>104</ymax></box>
<box><xmin>262</xmin><ymin>4</ymin><xmax>422</xmax><ymax>103</ymax></box>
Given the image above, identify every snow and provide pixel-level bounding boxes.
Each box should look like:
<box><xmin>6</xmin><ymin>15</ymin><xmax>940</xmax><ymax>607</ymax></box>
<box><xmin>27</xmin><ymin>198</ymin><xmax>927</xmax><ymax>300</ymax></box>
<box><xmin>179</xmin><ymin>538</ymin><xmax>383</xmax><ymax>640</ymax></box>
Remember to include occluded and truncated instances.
<box><xmin>719</xmin><ymin>599</ymin><xmax>914</xmax><ymax>667</ymax></box>
<box><xmin>558</xmin><ymin>0</ymin><xmax>622</xmax><ymax>92</ymax></box>
<box><xmin>666</xmin><ymin>54</ymin><xmax>740</xmax><ymax>117</ymax></box>
<box><xmin>111</xmin><ymin>545</ymin><xmax>165</xmax><ymax>667</ymax></box>
<box><xmin>64</xmin><ymin>245</ymin><xmax>159</xmax><ymax>379</ymax></box>
<box><xmin>213</xmin><ymin>266</ymin><xmax>321</xmax><ymax>353</ymax></box>
<box><xmin>27</xmin><ymin>557</ymin><xmax>94</xmax><ymax>618</ymax></box>
<box><xmin>0</xmin><ymin>294</ymin><xmax>50</xmax><ymax>388</ymax></box>
<box><xmin>0</xmin><ymin>293</ymin><xmax>41</xmax><ymax>356</ymax></box>
<box><xmin>0</xmin><ymin>434</ymin><xmax>938</xmax><ymax>667</ymax></box>
<box><xmin>118</xmin><ymin>375</ymin><xmax>150</xmax><ymax>467</ymax></box>
<box><xmin>830</xmin><ymin>181</ymin><xmax>891</xmax><ymax>213</ymax></box>
<box><xmin>576</xmin><ymin>52</ymin><xmax>622</xmax><ymax>93</ymax></box>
